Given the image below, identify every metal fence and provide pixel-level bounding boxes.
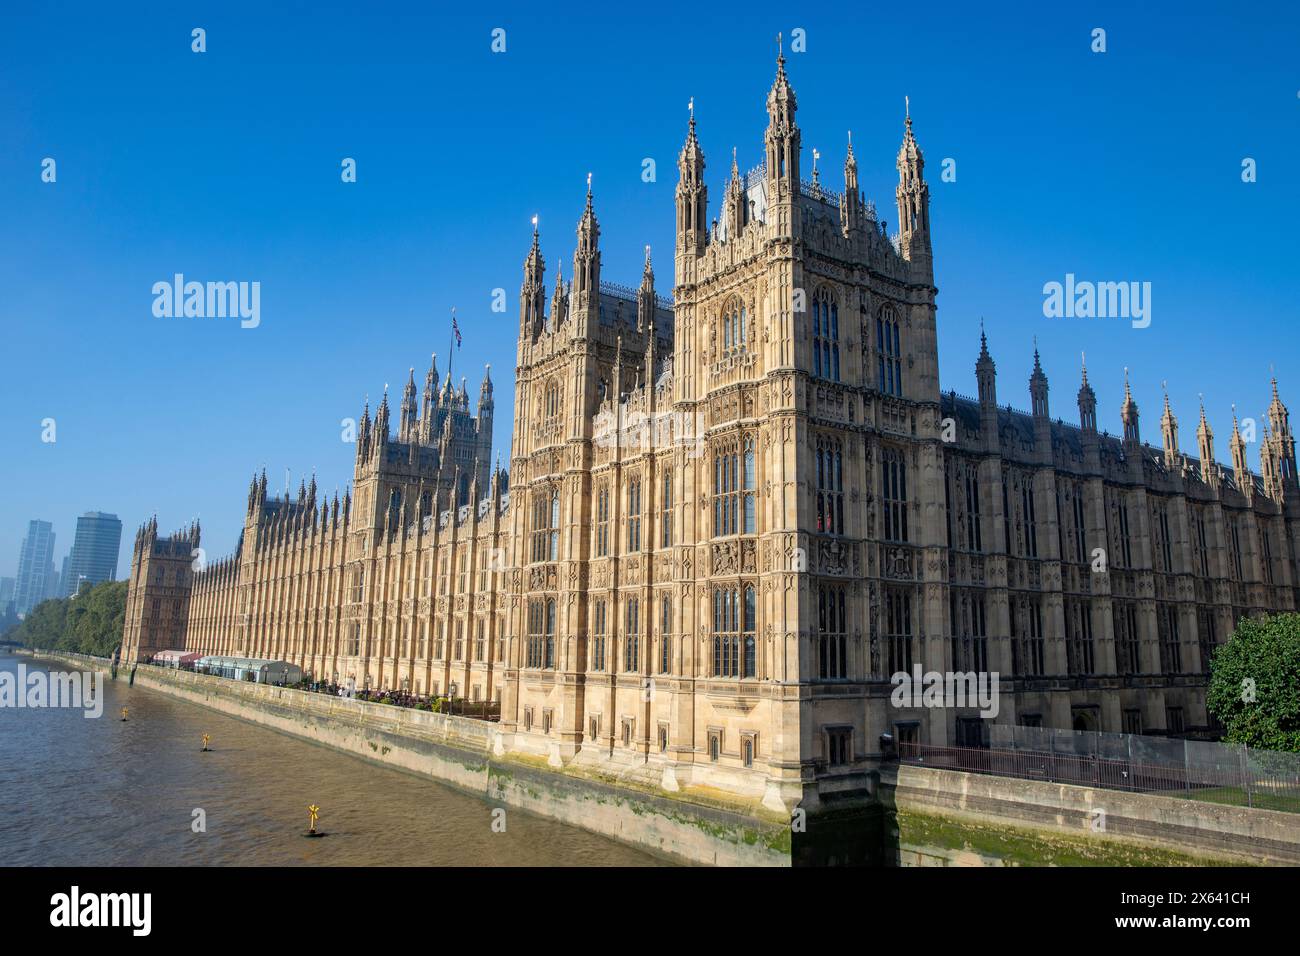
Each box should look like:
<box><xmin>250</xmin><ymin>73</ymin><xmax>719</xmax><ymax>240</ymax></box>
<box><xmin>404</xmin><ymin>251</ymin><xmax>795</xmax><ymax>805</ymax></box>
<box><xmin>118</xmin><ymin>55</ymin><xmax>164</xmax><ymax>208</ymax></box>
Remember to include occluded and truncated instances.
<box><xmin>899</xmin><ymin>725</ymin><xmax>1300</xmax><ymax>812</ymax></box>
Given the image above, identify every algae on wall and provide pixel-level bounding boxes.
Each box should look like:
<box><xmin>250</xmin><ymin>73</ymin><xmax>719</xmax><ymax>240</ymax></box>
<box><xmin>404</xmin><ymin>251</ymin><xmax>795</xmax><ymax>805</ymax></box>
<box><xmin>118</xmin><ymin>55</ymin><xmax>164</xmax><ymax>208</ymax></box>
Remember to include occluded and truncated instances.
<box><xmin>891</xmin><ymin>809</ymin><xmax>1244</xmax><ymax>867</ymax></box>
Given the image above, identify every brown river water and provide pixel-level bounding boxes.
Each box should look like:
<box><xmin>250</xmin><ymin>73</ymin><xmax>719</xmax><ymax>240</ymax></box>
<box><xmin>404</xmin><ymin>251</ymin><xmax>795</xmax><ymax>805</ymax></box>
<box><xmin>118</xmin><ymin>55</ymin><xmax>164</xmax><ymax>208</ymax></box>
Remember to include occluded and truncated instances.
<box><xmin>0</xmin><ymin>652</ymin><xmax>666</xmax><ymax>866</ymax></box>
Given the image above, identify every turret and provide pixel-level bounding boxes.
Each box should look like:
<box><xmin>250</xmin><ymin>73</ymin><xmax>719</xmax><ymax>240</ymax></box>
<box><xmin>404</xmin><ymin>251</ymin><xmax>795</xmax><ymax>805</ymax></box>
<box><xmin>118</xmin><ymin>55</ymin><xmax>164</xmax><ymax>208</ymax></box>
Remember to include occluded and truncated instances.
<box><xmin>520</xmin><ymin>218</ymin><xmax>546</xmax><ymax>342</ymax></box>
<box><xmin>675</xmin><ymin>98</ymin><xmax>708</xmax><ymax>271</ymax></box>
<box><xmin>572</xmin><ymin>175</ymin><xmax>601</xmax><ymax>336</ymax></box>
<box><xmin>764</xmin><ymin>39</ymin><xmax>800</xmax><ymax>205</ymax></box>
<box><xmin>840</xmin><ymin>132</ymin><xmax>864</xmax><ymax>237</ymax></box>
<box><xmin>1267</xmin><ymin>377</ymin><xmax>1295</xmax><ymax>482</ymax></box>
<box><xmin>723</xmin><ymin>148</ymin><xmax>746</xmax><ymax>239</ymax></box>
<box><xmin>1120</xmin><ymin>369</ymin><xmax>1140</xmax><ymax>447</ymax></box>
<box><xmin>895</xmin><ymin>97</ymin><xmax>932</xmax><ymax>277</ymax></box>
<box><xmin>1077</xmin><ymin>354</ymin><xmax>1097</xmax><ymax>434</ymax></box>
<box><xmin>1196</xmin><ymin>397</ymin><xmax>1218</xmax><ymax>488</ymax></box>
<box><xmin>1029</xmin><ymin>346</ymin><xmax>1049</xmax><ymax>419</ymax></box>
<box><xmin>420</xmin><ymin>354</ymin><xmax>438</xmax><ymax>443</ymax></box>
<box><xmin>976</xmin><ymin>327</ymin><xmax>998</xmax><ymax>452</ymax></box>
<box><xmin>637</xmin><ymin>246</ymin><xmax>656</xmax><ymax>333</ymax></box>
<box><xmin>1229</xmin><ymin>406</ymin><xmax>1251</xmax><ymax>499</ymax></box>
<box><xmin>400</xmin><ymin>368</ymin><xmax>418</xmax><ymax>441</ymax></box>
<box><xmin>1160</xmin><ymin>385</ymin><xmax>1179</xmax><ymax>470</ymax></box>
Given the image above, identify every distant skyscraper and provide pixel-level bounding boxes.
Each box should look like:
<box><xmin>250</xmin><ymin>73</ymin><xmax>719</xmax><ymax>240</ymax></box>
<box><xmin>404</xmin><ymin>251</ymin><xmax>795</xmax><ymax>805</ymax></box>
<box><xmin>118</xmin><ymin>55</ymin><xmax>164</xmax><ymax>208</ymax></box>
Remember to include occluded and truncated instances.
<box><xmin>62</xmin><ymin>512</ymin><xmax>123</xmax><ymax>597</ymax></box>
<box><xmin>0</xmin><ymin>576</ymin><xmax>15</xmax><ymax>611</ymax></box>
<box><xmin>14</xmin><ymin>520</ymin><xmax>56</xmax><ymax>617</ymax></box>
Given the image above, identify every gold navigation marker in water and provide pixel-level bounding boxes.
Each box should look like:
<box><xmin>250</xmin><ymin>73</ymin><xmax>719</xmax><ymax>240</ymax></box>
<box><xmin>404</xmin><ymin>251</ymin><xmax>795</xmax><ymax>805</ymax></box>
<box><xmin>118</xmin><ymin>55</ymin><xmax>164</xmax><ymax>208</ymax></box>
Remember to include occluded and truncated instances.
<box><xmin>202</xmin><ymin>733</ymin><xmax>211</xmax><ymax>752</ymax></box>
<box><xmin>120</xmin><ymin>707</ymin><xmax>128</xmax><ymax>721</ymax></box>
<box><xmin>307</xmin><ymin>804</ymin><xmax>321</xmax><ymax>835</ymax></box>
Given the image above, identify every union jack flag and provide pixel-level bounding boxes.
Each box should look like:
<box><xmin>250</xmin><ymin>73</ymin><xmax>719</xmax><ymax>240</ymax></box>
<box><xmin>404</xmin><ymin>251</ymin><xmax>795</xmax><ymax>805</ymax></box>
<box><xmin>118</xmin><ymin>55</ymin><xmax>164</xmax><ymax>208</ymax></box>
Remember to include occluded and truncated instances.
<box><xmin>452</xmin><ymin>310</ymin><xmax>462</xmax><ymax>347</ymax></box>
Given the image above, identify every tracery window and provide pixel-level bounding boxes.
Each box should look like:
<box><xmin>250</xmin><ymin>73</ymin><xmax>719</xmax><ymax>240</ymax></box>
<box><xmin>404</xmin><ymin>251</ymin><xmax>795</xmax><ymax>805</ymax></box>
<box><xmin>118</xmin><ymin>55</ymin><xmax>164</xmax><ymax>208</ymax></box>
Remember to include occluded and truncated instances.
<box><xmin>526</xmin><ymin>598</ymin><xmax>555</xmax><ymax>669</ymax></box>
<box><xmin>882</xmin><ymin>448</ymin><xmax>908</xmax><ymax>543</ymax></box>
<box><xmin>721</xmin><ymin>297</ymin><xmax>747</xmax><ymax>351</ymax></box>
<box><xmin>817</xmin><ymin>584</ymin><xmax>847</xmax><ymax>679</ymax></box>
<box><xmin>712</xmin><ymin>584</ymin><xmax>756</xmax><ymax>678</ymax></box>
<box><xmin>812</xmin><ymin>289</ymin><xmax>840</xmax><ymax>381</ymax></box>
<box><xmin>627</xmin><ymin>477</ymin><xmax>642</xmax><ymax>551</ymax></box>
<box><xmin>531</xmin><ymin>490</ymin><xmax>560</xmax><ymax>563</ymax></box>
<box><xmin>815</xmin><ymin>436</ymin><xmax>844</xmax><ymax>535</ymax></box>
<box><xmin>591</xmin><ymin>599</ymin><xmax>607</xmax><ymax>671</ymax></box>
<box><xmin>877</xmin><ymin>306</ymin><xmax>902</xmax><ymax>396</ymax></box>
<box><xmin>625</xmin><ymin>597</ymin><xmax>640</xmax><ymax>672</ymax></box>
<box><xmin>595</xmin><ymin>485</ymin><xmax>610</xmax><ymax>557</ymax></box>
<box><xmin>713</xmin><ymin>434</ymin><xmax>756</xmax><ymax>536</ymax></box>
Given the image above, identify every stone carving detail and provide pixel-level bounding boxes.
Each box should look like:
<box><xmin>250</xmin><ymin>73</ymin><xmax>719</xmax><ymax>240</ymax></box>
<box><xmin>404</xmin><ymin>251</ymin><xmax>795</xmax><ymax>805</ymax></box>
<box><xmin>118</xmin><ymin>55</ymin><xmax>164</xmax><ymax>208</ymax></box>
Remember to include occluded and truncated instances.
<box><xmin>820</xmin><ymin>538</ymin><xmax>849</xmax><ymax>575</ymax></box>
<box><xmin>885</xmin><ymin>546</ymin><xmax>913</xmax><ymax>580</ymax></box>
<box><xmin>712</xmin><ymin>541</ymin><xmax>740</xmax><ymax>575</ymax></box>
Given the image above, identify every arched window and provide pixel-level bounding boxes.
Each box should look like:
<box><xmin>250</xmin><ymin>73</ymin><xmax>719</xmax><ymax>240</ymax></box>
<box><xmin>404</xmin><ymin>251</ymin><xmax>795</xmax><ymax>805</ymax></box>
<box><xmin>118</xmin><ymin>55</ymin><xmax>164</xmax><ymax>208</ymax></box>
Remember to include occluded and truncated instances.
<box><xmin>625</xmin><ymin>597</ymin><xmax>641</xmax><ymax>671</ymax></box>
<box><xmin>721</xmin><ymin>298</ymin><xmax>747</xmax><ymax>351</ymax></box>
<box><xmin>595</xmin><ymin>485</ymin><xmax>610</xmax><ymax>556</ymax></box>
<box><xmin>817</xmin><ymin>585</ymin><xmax>847</xmax><ymax>679</ymax></box>
<box><xmin>712</xmin><ymin>434</ymin><xmax>757</xmax><ymax>536</ymax></box>
<box><xmin>591</xmin><ymin>599</ymin><xmax>607</xmax><ymax>671</ymax></box>
<box><xmin>627</xmin><ymin>477</ymin><xmax>642</xmax><ymax>551</ymax></box>
<box><xmin>531</xmin><ymin>489</ymin><xmax>560</xmax><ymax>563</ymax></box>
<box><xmin>812</xmin><ymin>289</ymin><xmax>840</xmax><ymax>381</ymax></box>
<box><xmin>659</xmin><ymin>594</ymin><xmax>672</xmax><ymax>673</ymax></box>
<box><xmin>877</xmin><ymin>306</ymin><xmax>902</xmax><ymax>396</ymax></box>
<box><xmin>882</xmin><ymin>448</ymin><xmax>909</xmax><ymax>543</ymax></box>
<box><xmin>544</xmin><ymin>380</ymin><xmax>561</xmax><ymax>419</ymax></box>
<box><xmin>711</xmin><ymin>584</ymin><xmax>757</xmax><ymax>678</ymax></box>
<box><xmin>815</xmin><ymin>435</ymin><xmax>844</xmax><ymax>534</ymax></box>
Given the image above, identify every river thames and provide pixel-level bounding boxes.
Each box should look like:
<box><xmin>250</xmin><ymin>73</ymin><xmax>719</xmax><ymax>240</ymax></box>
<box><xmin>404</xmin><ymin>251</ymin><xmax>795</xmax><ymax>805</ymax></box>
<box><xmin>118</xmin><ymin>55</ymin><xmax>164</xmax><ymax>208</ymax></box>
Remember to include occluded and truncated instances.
<box><xmin>0</xmin><ymin>653</ymin><xmax>665</xmax><ymax>866</ymax></box>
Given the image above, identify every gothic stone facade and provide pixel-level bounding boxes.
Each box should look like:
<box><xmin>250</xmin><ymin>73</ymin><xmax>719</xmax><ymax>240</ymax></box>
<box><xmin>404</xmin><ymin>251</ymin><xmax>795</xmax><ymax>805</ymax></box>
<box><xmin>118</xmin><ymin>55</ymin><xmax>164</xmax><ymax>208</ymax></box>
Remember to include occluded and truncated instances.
<box><xmin>121</xmin><ymin>58</ymin><xmax>1299</xmax><ymax>813</ymax></box>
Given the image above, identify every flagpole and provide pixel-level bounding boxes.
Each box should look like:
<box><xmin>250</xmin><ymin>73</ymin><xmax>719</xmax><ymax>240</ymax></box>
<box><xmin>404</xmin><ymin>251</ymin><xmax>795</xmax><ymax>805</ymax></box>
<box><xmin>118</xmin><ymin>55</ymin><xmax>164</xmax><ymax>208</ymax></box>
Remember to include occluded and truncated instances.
<box><xmin>448</xmin><ymin>307</ymin><xmax>456</xmax><ymax>389</ymax></box>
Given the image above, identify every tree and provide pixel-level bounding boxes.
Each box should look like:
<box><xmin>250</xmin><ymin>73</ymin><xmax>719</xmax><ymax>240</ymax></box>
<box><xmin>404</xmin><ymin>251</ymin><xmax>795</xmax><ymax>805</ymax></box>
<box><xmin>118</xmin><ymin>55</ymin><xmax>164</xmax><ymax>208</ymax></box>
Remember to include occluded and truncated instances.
<box><xmin>9</xmin><ymin>580</ymin><xmax>127</xmax><ymax>657</ymax></box>
<box><xmin>1207</xmin><ymin>613</ymin><xmax>1300</xmax><ymax>753</ymax></box>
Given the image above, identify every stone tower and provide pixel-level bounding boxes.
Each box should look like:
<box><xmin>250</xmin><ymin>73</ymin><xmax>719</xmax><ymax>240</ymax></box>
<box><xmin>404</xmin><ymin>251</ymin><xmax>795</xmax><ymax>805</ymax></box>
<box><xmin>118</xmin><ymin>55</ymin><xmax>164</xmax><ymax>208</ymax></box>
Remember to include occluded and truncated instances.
<box><xmin>120</xmin><ymin>517</ymin><xmax>200</xmax><ymax>664</ymax></box>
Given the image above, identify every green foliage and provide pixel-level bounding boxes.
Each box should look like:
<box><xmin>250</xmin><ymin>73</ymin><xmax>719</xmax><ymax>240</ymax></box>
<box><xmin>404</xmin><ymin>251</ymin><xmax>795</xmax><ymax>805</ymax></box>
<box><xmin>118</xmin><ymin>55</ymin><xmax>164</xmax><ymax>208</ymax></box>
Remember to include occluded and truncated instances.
<box><xmin>1207</xmin><ymin>613</ymin><xmax>1300</xmax><ymax>753</ymax></box>
<box><xmin>9</xmin><ymin>580</ymin><xmax>127</xmax><ymax>658</ymax></box>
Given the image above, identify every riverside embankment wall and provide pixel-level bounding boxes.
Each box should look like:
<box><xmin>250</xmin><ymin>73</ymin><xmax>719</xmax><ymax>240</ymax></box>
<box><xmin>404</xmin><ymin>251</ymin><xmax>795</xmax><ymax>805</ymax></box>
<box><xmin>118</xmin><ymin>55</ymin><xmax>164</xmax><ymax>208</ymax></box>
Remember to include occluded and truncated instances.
<box><xmin>21</xmin><ymin>651</ymin><xmax>1299</xmax><ymax>866</ymax></box>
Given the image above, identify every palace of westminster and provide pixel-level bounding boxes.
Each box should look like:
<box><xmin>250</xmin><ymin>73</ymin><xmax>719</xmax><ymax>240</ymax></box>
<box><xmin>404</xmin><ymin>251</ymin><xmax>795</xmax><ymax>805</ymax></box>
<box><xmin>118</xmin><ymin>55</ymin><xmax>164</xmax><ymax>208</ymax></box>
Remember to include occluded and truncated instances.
<box><xmin>121</xmin><ymin>54</ymin><xmax>1298</xmax><ymax>810</ymax></box>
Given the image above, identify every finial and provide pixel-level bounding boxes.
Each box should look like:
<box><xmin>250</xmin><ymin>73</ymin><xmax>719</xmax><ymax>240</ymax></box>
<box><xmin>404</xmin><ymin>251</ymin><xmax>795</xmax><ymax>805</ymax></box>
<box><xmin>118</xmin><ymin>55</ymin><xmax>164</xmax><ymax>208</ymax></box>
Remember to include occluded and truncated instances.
<box><xmin>586</xmin><ymin>171</ymin><xmax>592</xmax><ymax>196</ymax></box>
<box><xmin>688</xmin><ymin>96</ymin><xmax>694</xmax><ymax>120</ymax></box>
<box><xmin>776</xmin><ymin>31</ymin><xmax>783</xmax><ymax>65</ymax></box>
<box><xmin>532</xmin><ymin>214</ymin><xmax>538</xmax><ymax>234</ymax></box>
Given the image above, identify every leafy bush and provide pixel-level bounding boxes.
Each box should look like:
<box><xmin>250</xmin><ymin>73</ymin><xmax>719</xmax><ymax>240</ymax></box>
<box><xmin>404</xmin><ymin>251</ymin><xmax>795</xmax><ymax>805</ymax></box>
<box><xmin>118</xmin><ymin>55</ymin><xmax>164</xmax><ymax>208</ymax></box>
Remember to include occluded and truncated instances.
<box><xmin>1207</xmin><ymin>613</ymin><xmax>1300</xmax><ymax>753</ymax></box>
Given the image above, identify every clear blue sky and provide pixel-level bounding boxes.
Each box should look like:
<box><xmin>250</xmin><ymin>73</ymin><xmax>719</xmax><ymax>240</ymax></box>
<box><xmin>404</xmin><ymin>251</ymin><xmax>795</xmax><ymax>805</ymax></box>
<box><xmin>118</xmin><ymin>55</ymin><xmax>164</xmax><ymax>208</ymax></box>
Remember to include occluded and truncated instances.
<box><xmin>1</xmin><ymin>1</ymin><xmax>1297</xmax><ymax>578</ymax></box>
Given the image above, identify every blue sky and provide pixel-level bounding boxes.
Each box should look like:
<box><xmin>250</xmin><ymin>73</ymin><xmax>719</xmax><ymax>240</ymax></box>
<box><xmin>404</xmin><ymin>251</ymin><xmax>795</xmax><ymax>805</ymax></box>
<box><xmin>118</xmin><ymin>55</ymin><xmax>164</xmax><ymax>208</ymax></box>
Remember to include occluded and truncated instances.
<box><xmin>1</xmin><ymin>1</ymin><xmax>1297</xmax><ymax>578</ymax></box>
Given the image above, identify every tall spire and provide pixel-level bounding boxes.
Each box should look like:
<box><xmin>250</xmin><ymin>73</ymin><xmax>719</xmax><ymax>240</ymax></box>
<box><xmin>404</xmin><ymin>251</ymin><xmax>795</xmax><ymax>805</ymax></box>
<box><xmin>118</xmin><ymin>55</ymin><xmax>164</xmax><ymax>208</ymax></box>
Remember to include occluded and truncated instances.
<box><xmin>521</xmin><ymin>216</ymin><xmax>546</xmax><ymax>339</ymax></box>
<box><xmin>1120</xmin><ymin>368</ymin><xmax>1140</xmax><ymax>445</ymax></box>
<box><xmin>1196</xmin><ymin>395</ymin><xmax>1218</xmax><ymax>486</ymax></box>
<box><xmin>1029</xmin><ymin>342</ymin><xmax>1049</xmax><ymax>419</ymax></box>
<box><xmin>1160</xmin><ymin>383</ymin><xmax>1179</xmax><ymax>469</ymax></box>
<box><xmin>676</xmin><ymin>96</ymin><xmax>708</xmax><ymax>264</ymax></box>
<box><xmin>1077</xmin><ymin>352</ymin><xmax>1097</xmax><ymax>433</ymax></box>
<box><xmin>765</xmin><ymin>35</ymin><xmax>800</xmax><ymax>199</ymax></box>
<box><xmin>895</xmin><ymin>96</ymin><xmax>932</xmax><ymax>275</ymax></box>
<box><xmin>573</xmin><ymin>174</ymin><xmax>601</xmax><ymax>326</ymax></box>
<box><xmin>975</xmin><ymin>321</ymin><xmax>996</xmax><ymax>410</ymax></box>
<box><xmin>840</xmin><ymin>130</ymin><xmax>864</xmax><ymax>236</ymax></box>
<box><xmin>400</xmin><ymin>367</ymin><xmax>418</xmax><ymax>441</ymax></box>
<box><xmin>723</xmin><ymin>146</ymin><xmax>746</xmax><ymax>239</ymax></box>
<box><xmin>1229</xmin><ymin>404</ymin><xmax>1251</xmax><ymax>494</ymax></box>
<box><xmin>638</xmin><ymin>244</ymin><xmax>656</xmax><ymax>341</ymax></box>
